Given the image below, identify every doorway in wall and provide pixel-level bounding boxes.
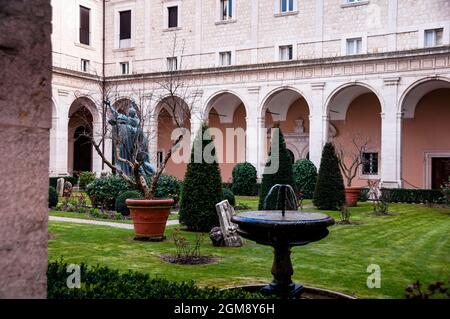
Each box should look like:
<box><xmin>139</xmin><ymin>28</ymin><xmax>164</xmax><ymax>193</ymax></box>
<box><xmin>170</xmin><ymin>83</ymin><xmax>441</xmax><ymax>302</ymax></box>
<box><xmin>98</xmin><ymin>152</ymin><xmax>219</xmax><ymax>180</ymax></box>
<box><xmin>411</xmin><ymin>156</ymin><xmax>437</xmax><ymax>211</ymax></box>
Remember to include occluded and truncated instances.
<box><xmin>431</xmin><ymin>157</ymin><xmax>450</xmax><ymax>189</ymax></box>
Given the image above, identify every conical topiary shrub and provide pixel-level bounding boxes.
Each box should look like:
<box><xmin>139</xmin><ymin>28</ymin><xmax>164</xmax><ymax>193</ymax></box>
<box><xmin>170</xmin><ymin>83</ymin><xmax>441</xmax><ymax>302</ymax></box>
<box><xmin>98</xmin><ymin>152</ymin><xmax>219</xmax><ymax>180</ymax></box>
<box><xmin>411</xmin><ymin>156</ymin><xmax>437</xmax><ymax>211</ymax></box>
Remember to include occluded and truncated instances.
<box><xmin>179</xmin><ymin>123</ymin><xmax>223</xmax><ymax>232</ymax></box>
<box><xmin>293</xmin><ymin>159</ymin><xmax>318</xmax><ymax>199</ymax></box>
<box><xmin>258</xmin><ymin>126</ymin><xmax>296</xmax><ymax>210</ymax></box>
<box><xmin>313</xmin><ymin>142</ymin><xmax>345</xmax><ymax>210</ymax></box>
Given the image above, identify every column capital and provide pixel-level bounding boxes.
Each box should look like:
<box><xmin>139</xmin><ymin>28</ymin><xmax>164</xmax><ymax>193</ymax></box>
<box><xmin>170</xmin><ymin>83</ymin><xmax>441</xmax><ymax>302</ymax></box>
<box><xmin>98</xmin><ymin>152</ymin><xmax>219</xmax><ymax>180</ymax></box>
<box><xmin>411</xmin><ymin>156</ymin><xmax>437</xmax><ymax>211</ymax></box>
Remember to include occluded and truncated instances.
<box><xmin>311</xmin><ymin>82</ymin><xmax>326</xmax><ymax>90</ymax></box>
<box><xmin>247</xmin><ymin>86</ymin><xmax>260</xmax><ymax>94</ymax></box>
<box><xmin>383</xmin><ymin>77</ymin><xmax>401</xmax><ymax>86</ymax></box>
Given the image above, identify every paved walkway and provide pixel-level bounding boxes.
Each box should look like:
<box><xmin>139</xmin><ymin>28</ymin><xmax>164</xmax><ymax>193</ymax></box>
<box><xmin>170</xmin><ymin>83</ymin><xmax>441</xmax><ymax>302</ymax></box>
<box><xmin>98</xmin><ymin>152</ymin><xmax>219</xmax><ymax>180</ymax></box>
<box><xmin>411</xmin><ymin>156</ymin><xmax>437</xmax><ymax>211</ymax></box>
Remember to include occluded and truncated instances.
<box><xmin>49</xmin><ymin>216</ymin><xmax>179</xmax><ymax>229</ymax></box>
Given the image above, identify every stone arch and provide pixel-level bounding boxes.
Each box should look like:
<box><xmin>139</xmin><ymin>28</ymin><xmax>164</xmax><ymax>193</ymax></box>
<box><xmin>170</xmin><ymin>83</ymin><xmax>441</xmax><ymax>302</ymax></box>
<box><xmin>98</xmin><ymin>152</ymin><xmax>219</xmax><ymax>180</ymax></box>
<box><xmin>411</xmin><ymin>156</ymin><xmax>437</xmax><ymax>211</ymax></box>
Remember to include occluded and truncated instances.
<box><xmin>204</xmin><ymin>90</ymin><xmax>248</xmax><ymax>181</ymax></box>
<box><xmin>67</xmin><ymin>97</ymin><xmax>96</xmax><ymax>175</ymax></box>
<box><xmin>155</xmin><ymin>95</ymin><xmax>191</xmax><ymax>180</ymax></box>
<box><xmin>203</xmin><ymin>90</ymin><xmax>250</xmax><ymax>122</ymax></box>
<box><xmin>325</xmin><ymin>82</ymin><xmax>385</xmax><ymax>120</ymax></box>
<box><xmin>325</xmin><ymin>82</ymin><xmax>383</xmax><ymax>187</ymax></box>
<box><xmin>285</xmin><ymin>143</ymin><xmax>301</xmax><ymax>162</ymax></box>
<box><xmin>400</xmin><ymin>77</ymin><xmax>450</xmax><ymax>189</ymax></box>
<box><xmin>260</xmin><ymin>86</ymin><xmax>312</xmax><ymax>119</ymax></box>
<box><xmin>260</xmin><ymin>86</ymin><xmax>312</xmax><ymax>166</ymax></box>
<box><xmin>399</xmin><ymin>76</ymin><xmax>450</xmax><ymax>118</ymax></box>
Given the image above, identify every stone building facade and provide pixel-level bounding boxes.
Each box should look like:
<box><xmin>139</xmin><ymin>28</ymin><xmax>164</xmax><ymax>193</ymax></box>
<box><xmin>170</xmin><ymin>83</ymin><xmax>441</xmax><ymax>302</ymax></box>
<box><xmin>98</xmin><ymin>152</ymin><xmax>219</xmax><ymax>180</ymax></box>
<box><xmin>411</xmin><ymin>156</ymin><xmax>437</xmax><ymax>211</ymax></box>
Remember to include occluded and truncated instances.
<box><xmin>50</xmin><ymin>0</ymin><xmax>450</xmax><ymax>189</ymax></box>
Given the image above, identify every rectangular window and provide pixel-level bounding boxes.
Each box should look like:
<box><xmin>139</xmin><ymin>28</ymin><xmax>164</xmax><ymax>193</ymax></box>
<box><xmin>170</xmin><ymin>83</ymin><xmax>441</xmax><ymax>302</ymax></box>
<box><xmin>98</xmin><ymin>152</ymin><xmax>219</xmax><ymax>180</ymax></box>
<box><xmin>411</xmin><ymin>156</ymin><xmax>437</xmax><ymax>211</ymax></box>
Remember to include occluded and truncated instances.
<box><xmin>219</xmin><ymin>51</ymin><xmax>232</xmax><ymax>66</ymax></box>
<box><xmin>279</xmin><ymin>45</ymin><xmax>293</xmax><ymax>61</ymax></box>
<box><xmin>81</xmin><ymin>59</ymin><xmax>89</xmax><ymax>72</ymax></box>
<box><xmin>79</xmin><ymin>6</ymin><xmax>90</xmax><ymax>45</ymax></box>
<box><xmin>346</xmin><ymin>37</ymin><xmax>362</xmax><ymax>55</ymax></box>
<box><xmin>119</xmin><ymin>10</ymin><xmax>131</xmax><ymax>48</ymax></box>
<box><xmin>424</xmin><ymin>28</ymin><xmax>443</xmax><ymax>47</ymax></box>
<box><xmin>220</xmin><ymin>0</ymin><xmax>233</xmax><ymax>20</ymax></box>
<box><xmin>280</xmin><ymin>0</ymin><xmax>294</xmax><ymax>13</ymax></box>
<box><xmin>120</xmin><ymin>62</ymin><xmax>129</xmax><ymax>75</ymax></box>
<box><xmin>168</xmin><ymin>6</ymin><xmax>178</xmax><ymax>28</ymax></box>
<box><xmin>362</xmin><ymin>152</ymin><xmax>379</xmax><ymax>175</ymax></box>
<box><xmin>167</xmin><ymin>57</ymin><xmax>178</xmax><ymax>71</ymax></box>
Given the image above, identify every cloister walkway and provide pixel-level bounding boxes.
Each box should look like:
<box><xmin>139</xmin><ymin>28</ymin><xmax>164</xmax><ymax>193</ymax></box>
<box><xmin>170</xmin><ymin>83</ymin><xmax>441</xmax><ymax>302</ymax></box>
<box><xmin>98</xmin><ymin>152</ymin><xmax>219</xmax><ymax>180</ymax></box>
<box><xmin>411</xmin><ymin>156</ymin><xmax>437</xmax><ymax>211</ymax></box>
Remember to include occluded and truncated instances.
<box><xmin>48</xmin><ymin>216</ymin><xmax>180</xmax><ymax>229</ymax></box>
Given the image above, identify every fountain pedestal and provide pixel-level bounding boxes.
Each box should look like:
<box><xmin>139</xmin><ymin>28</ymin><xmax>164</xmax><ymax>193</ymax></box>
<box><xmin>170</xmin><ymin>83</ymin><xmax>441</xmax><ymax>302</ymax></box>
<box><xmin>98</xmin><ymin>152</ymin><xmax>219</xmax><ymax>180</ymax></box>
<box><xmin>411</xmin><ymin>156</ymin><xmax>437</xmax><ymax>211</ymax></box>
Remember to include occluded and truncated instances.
<box><xmin>232</xmin><ymin>211</ymin><xmax>334</xmax><ymax>298</ymax></box>
<box><xmin>261</xmin><ymin>242</ymin><xmax>304</xmax><ymax>298</ymax></box>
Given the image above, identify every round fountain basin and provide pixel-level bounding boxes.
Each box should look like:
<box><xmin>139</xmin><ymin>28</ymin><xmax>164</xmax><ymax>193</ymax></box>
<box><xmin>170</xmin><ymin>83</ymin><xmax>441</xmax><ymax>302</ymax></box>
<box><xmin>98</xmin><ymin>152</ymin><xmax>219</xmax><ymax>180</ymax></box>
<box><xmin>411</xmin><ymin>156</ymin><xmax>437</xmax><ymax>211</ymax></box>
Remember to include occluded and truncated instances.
<box><xmin>231</xmin><ymin>211</ymin><xmax>335</xmax><ymax>246</ymax></box>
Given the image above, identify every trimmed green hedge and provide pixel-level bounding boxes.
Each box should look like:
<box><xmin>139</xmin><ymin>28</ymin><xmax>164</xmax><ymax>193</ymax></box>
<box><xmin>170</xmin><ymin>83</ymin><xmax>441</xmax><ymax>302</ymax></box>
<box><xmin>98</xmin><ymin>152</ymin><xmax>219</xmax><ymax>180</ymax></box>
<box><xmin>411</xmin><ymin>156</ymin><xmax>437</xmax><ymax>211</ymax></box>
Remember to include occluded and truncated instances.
<box><xmin>86</xmin><ymin>175</ymin><xmax>130</xmax><ymax>210</ymax></box>
<box><xmin>231</xmin><ymin>162</ymin><xmax>257</xmax><ymax>196</ymax></box>
<box><xmin>48</xmin><ymin>260</ymin><xmax>264</xmax><ymax>299</ymax></box>
<box><xmin>115</xmin><ymin>190</ymin><xmax>143</xmax><ymax>216</ymax></box>
<box><xmin>382</xmin><ymin>188</ymin><xmax>445</xmax><ymax>204</ymax></box>
<box><xmin>292</xmin><ymin>159</ymin><xmax>317</xmax><ymax>199</ymax></box>
<box><xmin>79</xmin><ymin>172</ymin><xmax>96</xmax><ymax>189</ymax></box>
<box><xmin>222</xmin><ymin>188</ymin><xmax>236</xmax><ymax>206</ymax></box>
<box><xmin>49</xmin><ymin>176</ymin><xmax>78</xmax><ymax>189</ymax></box>
<box><xmin>48</xmin><ymin>186</ymin><xmax>58</xmax><ymax>208</ymax></box>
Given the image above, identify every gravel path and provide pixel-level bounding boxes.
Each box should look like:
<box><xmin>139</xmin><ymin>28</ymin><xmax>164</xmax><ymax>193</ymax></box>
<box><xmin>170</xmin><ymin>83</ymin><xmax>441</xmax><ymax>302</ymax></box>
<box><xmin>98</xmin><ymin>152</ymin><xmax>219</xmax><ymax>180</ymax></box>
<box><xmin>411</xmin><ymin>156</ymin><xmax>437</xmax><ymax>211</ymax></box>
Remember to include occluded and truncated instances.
<box><xmin>49</xmin><ymin>216</ymin><xmax>179</xmax><ymax>229</ymax></box>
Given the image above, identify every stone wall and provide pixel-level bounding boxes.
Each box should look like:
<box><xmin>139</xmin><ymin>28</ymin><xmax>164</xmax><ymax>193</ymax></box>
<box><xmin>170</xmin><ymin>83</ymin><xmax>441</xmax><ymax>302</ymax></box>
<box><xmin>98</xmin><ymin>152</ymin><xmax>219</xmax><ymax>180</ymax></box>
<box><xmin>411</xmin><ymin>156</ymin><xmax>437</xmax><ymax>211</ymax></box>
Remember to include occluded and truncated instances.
<box><xmin>51</xmin><ymin>0</ymin><xmax>450</xmax><ymax>76</ymax></box>
<box><xmin>0</xmin><ymin>0</ymin><xmax>52</xmax><ymax>298</ymax></box>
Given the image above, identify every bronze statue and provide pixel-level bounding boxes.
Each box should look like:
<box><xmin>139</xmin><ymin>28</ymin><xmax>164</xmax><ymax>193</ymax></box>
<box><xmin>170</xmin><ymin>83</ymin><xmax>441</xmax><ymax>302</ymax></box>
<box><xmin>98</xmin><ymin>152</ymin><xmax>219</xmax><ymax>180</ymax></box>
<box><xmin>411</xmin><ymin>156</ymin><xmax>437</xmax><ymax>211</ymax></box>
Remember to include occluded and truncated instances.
<box><xmin>106</xmin><ymin>100</ymin><xmax>155</xmax><ymax>177</ymax></box>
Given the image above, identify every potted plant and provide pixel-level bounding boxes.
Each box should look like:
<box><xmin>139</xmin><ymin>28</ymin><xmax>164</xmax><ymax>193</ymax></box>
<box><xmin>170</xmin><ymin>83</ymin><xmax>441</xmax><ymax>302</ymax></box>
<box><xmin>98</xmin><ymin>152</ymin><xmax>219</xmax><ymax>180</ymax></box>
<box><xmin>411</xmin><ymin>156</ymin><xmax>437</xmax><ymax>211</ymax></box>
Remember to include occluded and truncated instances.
<box><xmin>336</xmin><ymin>136</ymin><xmax>370</xmax><ymax>206</ymax></box>
<box><xmin>74</xmin><ymin>42</ymin><xmax>194</xmax><ymax>240</ymax></box>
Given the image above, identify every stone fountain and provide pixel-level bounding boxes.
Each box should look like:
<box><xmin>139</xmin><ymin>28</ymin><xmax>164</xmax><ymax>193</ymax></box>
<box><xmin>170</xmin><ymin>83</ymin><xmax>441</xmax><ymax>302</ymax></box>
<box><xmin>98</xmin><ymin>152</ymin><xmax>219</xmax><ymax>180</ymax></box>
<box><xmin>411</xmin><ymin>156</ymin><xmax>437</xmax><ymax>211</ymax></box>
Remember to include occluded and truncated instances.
<box><xmin>231</xmin><ymin>184</ymin><xmax>335</xmax><ymax>298</ymax></box>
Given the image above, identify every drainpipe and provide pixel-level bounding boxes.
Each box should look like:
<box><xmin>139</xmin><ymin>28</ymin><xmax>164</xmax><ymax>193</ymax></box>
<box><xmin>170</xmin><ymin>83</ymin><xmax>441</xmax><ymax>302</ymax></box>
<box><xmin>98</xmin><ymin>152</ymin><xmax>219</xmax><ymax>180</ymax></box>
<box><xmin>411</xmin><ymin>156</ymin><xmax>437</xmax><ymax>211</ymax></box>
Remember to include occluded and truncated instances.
<box><xmin>101</xmin><ymin>0</ymin><xmax>106</xmax><ymax>170</ymax></box>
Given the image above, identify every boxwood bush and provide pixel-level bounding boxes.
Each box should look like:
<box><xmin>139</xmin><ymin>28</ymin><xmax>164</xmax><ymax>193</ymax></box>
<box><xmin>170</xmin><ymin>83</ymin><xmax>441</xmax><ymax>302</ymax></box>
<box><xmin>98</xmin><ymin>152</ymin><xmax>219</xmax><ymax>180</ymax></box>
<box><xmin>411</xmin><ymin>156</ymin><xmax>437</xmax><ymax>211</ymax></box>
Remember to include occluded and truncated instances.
<box><xmin>86</xmin><ymin>175</ymin><xmax>130</xmax><ymax>210</ymax></box>
<box><xmin>115</xmin><ymin>190</ymin><xmax>143</xmax><ymax>216</ymax></box>
<box><xmin>48</xmin><ymin>186</ymin><xmax>58</xmax><ymax>208</ymax></box>
<box><xmin>47</xmin><ymin>260</ymin><xmax>264</xmax><ymax>299</ymax></box>
<box><xmin>222</xmin><ymin>187</ymin><xmax>236</xmax><ymax>206</ymax></box>
<box><xmin>231</xmin><ymin>162</ymin><xmax>257</xmax><ymax>196</ymax></box>
<box><xmin>78</xmin><ymin>171</ymin><xmax>97</xmax><ymax>190</ymax></box>
<box><xmin>153</xmin><ymin>175</ymin><xmax>182</xmax><ymax>203</ymax></box>
<box><xmin>381</xmin><ymin>188</ymin><xmax>444</xmax><ymax>204</ymax></box>
<box><xmin>292</xmin><ymin>159</ymin><xmax>317</xmax><ymax>199</ymax></box>
<box><xmin>87</xmin><ymin>174</ymin><xmax>183</xmax><ymax>211</ymax></box>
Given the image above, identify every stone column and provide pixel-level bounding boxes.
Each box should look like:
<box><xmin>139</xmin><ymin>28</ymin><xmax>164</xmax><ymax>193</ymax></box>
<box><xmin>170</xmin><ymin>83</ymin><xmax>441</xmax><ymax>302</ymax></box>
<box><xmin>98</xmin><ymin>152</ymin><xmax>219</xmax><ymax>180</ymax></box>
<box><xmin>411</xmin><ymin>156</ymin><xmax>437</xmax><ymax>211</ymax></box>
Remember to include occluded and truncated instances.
<box><xmin>49</xmin><ymin>114</ymin><xmax>58</xmax><ymax>176</ymax></box>
<box><xmin>246</xmin><ymin>86</ymin><xmax>261</xmax><ymax>172</ymax></box>
<box><xmin>55</xmin><ymin>92</ymin><xmax>71</xmax><ymax>176</ymax></box>
<box><xmin>381</xmin><ymin>77</ymin><xmax>402</xmax><ymax>188</ymax></box>
<box><xmin>190</xmin><ymin>90</ymin><xmax>204</xmax><ymax>145</ymax></box>
<box><xmin>309</xmin><ymin>82</ymin><xmax>327</xmax><ymax>169</ymax></box>
<box><xmin>0</xmin><ymin>0</ymin><xmax>51</xmax><ymax>298</ymax></box>
<box><xmin>257</xmin><ymin>117</ymin><xmax>266</xmax><ymax>179</ymax></box>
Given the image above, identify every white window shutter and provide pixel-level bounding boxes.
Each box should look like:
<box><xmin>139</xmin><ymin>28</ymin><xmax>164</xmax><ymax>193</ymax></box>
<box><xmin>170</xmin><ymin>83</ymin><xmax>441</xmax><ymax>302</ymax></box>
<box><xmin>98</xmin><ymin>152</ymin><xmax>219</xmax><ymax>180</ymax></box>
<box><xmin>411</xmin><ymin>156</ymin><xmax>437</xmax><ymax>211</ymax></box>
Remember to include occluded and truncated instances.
<box><xmin>274</xmin><ymin>0</ymin><xmax>280</xmax><ymax>14</ymax></box>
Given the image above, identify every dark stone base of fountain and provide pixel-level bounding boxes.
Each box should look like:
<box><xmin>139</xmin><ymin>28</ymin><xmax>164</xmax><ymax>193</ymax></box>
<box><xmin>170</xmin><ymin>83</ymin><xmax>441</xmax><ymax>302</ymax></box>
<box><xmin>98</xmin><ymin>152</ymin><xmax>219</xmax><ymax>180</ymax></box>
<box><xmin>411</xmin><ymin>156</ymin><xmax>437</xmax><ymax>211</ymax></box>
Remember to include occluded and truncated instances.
<box><xmin>260</xmin><ymin>282</ymin><xmax>304</xmax><ymax>298</ymax></box>
<box><xmin>225</xmin><ymin>285</ymin><xmax>355</xmax><ymax>299</ymax></box>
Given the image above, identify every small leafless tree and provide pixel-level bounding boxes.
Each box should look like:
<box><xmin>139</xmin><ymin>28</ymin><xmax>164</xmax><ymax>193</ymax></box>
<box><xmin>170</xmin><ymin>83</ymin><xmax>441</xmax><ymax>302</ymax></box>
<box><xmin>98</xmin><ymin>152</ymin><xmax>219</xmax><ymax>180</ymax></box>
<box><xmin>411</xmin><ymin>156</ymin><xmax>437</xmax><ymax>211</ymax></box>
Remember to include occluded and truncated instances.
<box><xmin>336</xmin><ymin>134</ymin><xmax>371</xmax><ymax>187</ymax></box>
<box><xmin>71</xmin><ymin>36</ymin><xmax>197</xmax><ymax>199</ymax></box>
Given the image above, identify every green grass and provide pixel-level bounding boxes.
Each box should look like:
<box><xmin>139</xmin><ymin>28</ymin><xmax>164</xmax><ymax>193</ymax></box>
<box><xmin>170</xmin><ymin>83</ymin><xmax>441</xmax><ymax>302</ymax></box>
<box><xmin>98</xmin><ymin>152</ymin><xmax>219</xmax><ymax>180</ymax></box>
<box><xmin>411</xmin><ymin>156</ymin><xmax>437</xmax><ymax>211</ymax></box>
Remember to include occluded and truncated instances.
<box><xmin>48</xmin><ymin>202</ymin><xmax>450</xmax><ymax>299</ymax></box>
<box><xmin>235</xmin><ymin>196</ymin><xmax>312</xmax><ymax>210</ymax></box>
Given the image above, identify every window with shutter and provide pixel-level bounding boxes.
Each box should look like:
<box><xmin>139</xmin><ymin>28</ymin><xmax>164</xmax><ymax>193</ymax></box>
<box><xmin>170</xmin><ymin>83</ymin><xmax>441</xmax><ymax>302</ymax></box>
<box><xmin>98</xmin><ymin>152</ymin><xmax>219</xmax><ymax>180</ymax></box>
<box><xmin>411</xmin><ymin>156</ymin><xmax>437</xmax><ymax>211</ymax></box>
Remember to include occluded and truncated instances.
<box><xmin>119</xmin><ymin>10</ymin><xmax>131</xmax><ymax>40</ymax></box>
<box><xmin>79</xmin><ymin>6</ymin><xmax>90</xmax><ymax>45</ymax></box>
<box><xmin>168</xmin><ymin>6</ymin><xmax>178</xmax><ymax>28</ymax></box>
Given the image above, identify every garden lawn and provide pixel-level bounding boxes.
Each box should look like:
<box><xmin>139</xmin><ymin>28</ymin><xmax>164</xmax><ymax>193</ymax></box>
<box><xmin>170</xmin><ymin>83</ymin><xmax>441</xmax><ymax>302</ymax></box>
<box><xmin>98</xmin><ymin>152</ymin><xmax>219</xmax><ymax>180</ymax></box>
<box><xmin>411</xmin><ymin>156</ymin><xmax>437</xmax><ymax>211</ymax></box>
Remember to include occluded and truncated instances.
<box><xmin>48</xmin><ymin>202</ymin><xmax>450</xmax><ymax>299</ymax></box>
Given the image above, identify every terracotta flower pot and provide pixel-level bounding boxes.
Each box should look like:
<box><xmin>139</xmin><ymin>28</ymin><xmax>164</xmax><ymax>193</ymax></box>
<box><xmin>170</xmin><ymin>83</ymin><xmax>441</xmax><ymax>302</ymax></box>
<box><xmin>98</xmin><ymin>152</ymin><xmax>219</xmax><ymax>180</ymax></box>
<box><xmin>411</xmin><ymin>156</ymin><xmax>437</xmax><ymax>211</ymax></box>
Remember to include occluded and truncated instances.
<box><xmin>344</xmin><ymin>187</ymin><xmax>361</xmax><ymax>207</ymax></box>
<box><xmin>126</xmin><ymin>198</ymin><xmax>174</xmax><ymax>241</ymax></box>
